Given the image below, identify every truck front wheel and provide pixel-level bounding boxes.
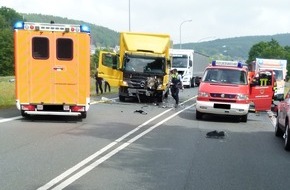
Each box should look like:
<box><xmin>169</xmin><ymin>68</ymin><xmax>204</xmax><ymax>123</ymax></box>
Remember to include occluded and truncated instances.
<box><xmin>240</xmin><ymin>114</ymin><xmax>248</xmax><ymax>122</ymax></box>
<box><xmin>191</xmin><ymin>78</ymin><xmax>195</xmax><ymax>87</ymax></box>
<box><xmin>196</xmin><ymin>110</ymin><xmax>203</xmax><ymax>120</ymax></box>
<box><xmin>119</xmin><ymin>95</ymin><xmax>126</xmax><ymax>102</ymax></box>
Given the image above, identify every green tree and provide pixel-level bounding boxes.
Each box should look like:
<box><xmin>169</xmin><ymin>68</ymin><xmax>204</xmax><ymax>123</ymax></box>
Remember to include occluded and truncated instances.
<box><xmin>247</xmin><ymin>39</ymin><xmax>290</xmax><ymax>78</ymax></box>
<box><xmin>247</xmin><ymin>39</ymin><xmax>286</xmax><ymax>63</ymax></box>
<box><xmin>0</xmin><ymin>6</ymin><xmax>22</xmax><ymax>28</ymax></box>
<box><xmin>0</xmin><ymin>28</ymin><xmax>13</xmax><ymax>76</ymax></box>
<box><xmin>0</xmin><ymin>7</ymin><xmax>22</xmax><ymax>76</ymax></box>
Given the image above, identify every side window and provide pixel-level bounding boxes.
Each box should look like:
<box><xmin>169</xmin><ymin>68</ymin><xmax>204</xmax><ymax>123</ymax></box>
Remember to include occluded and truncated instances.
<box><xmin>32</xmin><ymin>37</ymin><xmax>49</xmax><ymax>59</ymax></box>
<box><xmin>102</xmin><ymin>53</ymin><xmax>118</xmax><ymax>69</ymax></box>
<box><xmin>57</xmin><ymin>38</ymin><xmax>73</xmax><ymax>60</ymax></box>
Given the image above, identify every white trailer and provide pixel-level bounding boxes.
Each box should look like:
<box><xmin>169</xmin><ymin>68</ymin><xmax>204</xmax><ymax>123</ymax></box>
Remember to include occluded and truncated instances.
<box><xmin>170</xmin><ymin>49</ymin><xmax>209</xmax><ymax>87</ymax></box>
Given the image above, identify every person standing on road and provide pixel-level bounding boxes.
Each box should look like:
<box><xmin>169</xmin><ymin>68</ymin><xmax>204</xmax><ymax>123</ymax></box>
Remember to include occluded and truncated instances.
<box><xmin>170</xmin><ymin>68</ymin><xmax>183</xmax><ymax>108</ymax></box>
<box><xmin>95</xmin><ymin>69</ymin><xmax>103</xmax><ymax>95</ymax></box>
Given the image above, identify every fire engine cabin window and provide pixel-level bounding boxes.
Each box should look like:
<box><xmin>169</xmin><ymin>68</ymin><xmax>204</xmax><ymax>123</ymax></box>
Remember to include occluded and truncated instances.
<box><xmin>57</xmin><ymin>38</ymin><xmax>73</xmax><ymax>60</ymax></box>
<box><xmin>32</xmin><ymin>37</ymin><xmax>49</xmax><ymax>59</ymax></box>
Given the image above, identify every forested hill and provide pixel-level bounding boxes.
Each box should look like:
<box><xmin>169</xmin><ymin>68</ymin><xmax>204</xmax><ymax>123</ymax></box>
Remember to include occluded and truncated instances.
<box><xmin>174</xmin><ymin>33</ymin><xmax>290</xmax><ymax>60</ymax></box>
<box><xmin>23</xmin><ymin>13</ymin><xmax>290</xmax><ymax>60</ymax></box>
<box><xmin>23</xmin><ymin>13</ymin><xmax>119</xmax><ymax>48</ymax></box>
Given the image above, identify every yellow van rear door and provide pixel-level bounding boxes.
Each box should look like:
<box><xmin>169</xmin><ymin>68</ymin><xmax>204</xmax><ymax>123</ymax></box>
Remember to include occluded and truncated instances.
<box><xmin>29</xmin><ymin>35</ymin><xmax>54</xmax><ymax>104</ymax></box>
<box><xmin>52</xmin><ymin>33</ymin><xmax>79</xmax><ymax>104</ymax></box>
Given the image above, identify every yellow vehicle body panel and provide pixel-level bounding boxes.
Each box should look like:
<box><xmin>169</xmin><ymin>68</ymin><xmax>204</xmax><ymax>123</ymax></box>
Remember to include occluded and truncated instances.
<box><xmin>98</xmin><ymin>51</ymin><xmax>122</xmax><ymax>87</ymax></box>
<box><xmin>120</xmin><ymin>32</ymin><xmax>171</xmax><ymax>55</ymax></box>
<box><xmin>14</xmin><ymin>22</ymin><xmax>91</xmax><ymax>116</ymax></box>
<box><xmin>98</xmin><ymin>32</ymin><xmax>171</xmax><ymax>94</ymax></box>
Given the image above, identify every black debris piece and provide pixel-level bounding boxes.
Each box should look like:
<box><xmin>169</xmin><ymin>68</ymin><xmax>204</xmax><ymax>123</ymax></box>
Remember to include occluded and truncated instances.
<box><xmin>206</xmin><ymin>130</ymin><xmax>225</xmax><ymax>139</ymax></box>
<box><xmin>134</xmin><ymin>110</ymin><xmax>147</xmax><ymax>115</ymax></box>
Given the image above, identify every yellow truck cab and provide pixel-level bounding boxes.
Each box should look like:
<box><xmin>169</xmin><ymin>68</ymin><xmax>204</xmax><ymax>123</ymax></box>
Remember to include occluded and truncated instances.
<box><xmin>13</xmin><ymin>21</ymin><xmax>91</xmax><ymax>118</ymax></box>
<box><xmin>98</xmin><ymin>32</ymin><xmax>171</xmax><ymax>102</ymax></box>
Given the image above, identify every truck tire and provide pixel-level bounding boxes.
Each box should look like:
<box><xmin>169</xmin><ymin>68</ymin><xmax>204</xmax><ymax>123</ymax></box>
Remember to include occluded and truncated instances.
<box><xmin>240</xmin><ymin>114</ymin><xmax>248</xmax><ymax>122</ymax></box>
<box><xmin>119</xmin><ymin>95</ymin><xmax>126</xmax><ymax>102</ymax></box>
<box><xmin>156</xmin><ymin>92</ymin><xmax>164</xmax><ymax>103</ymax></box>
<box><xmin>285</xmin><ymin>123</ymin><xmax>290</xmax><ymax>151</ymax></box>
<box><xmin>191</xmin><ymin>78</ymin><xmax>195</xmax><ymax>87</ymax></box>
<box><xmin>275</xmin><ymin>116</ymin><xmax>283</xmax><ymax>137</ymax></box>
<box><xmin>81</xmin><ymin>112</ymin><xmax>87</xmax><ymax>119</ymax></box>
<box><xmin>21</xmin><ymin>110</ymin><xmax>29</xmax><ymax>118</ymax></box>
<box><xmin>196</xmin><ymin>110</ymin><xmax>203</xmax><ymax>120</ymax></box>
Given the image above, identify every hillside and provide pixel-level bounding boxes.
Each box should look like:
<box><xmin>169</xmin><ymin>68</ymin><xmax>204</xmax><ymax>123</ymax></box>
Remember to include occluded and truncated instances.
<box><xmin>22</xmin><ymin>13</ymin><xmax>119</xmax><ymax>48</ymax></box>
<box><xmin>175</xmin><ymin>33</ymin><xmax>290</xmax><ymax>60</ymax></box>
<box><xmin>23</xmin><ymin>13</ymin><xmax>290</xmax><ymax>60</ymax></box>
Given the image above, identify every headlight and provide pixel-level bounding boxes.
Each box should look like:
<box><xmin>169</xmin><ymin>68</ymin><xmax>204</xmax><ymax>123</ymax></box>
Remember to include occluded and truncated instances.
<box><xmin>236</xmin><ymin>94</ymin><xmax>248</xmax><ymax>100</ymax></box>
<box><xmin>122</xmin><ymin>81</ymin><xmax>128</xmax><ymax>86</ymax></box>
<box><xmin>157</xmin><ymin>84</ymin><xmax>163</xmax><ymax>89</ymax></box>
<box><xmin>198</xmin><ymin>91</ymin><xmax>209</xmax><ymax>97</ymax></box>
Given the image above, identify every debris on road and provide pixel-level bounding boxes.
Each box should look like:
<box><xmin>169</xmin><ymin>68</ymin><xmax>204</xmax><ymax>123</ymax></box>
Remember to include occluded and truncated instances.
<box><xmin>100</xmin><ymin>97</ymin><xmax>115</xmax><ymax>103</ymax></box>
<box><xmin>134</xmin><ymin>110</ymin><xmax>147</xmax><ymax>115</ymax></box>
<box><xmin>206</xmin><ymin>130</ymin><xmax>225</xmax><ymax>139</ymax></box>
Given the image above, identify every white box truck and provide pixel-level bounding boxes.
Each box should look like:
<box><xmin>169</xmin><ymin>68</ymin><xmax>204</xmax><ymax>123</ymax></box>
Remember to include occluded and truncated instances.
<box><xmin>170</xmin><ymin>49</ymin><xmax>209</xmax><ymax>87</ymax></box>
<box><xmin>249</xmin><ymin>58</ymin><xmax>287</xmax><ymax>100</ymax></box>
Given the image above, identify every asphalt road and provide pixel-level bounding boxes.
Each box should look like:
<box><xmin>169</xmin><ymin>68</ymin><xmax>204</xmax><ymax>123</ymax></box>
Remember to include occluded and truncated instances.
<box><xmin>0</xmin><ymin>88</ymin><xmax>289</xmax><ymax>190</ymax></box>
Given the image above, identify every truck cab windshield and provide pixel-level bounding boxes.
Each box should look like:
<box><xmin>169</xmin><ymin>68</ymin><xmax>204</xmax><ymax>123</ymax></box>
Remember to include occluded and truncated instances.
<box><xmin>124</xmin><ymin>55</ymin><xmax>165</xmax><ymax>74</ymax></box>
<box><xmin>203</xmin><ymin>68</ymin><xmax>247</xmax><ymax>85</ymax></box>
<box><xmin>273</xmin><ymin>70</ymin><xmax>283</xmax><ymax>80</ymax></box>
<box><xmin>172</xmin><ymin>56</ymin><xmax>188</xmax><ymax>68</ymax></box>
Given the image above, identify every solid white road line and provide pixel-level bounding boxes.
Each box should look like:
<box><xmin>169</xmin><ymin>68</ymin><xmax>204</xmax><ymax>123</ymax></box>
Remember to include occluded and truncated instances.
<box><xmin>0</xmin><ymin>116</ymin><xmax>22</xmax><ymax>123</ymax></box>
<box><xmin>50</xmin><ymin>104</ymin><xmax>195</xmax><ymax>190</ymax></box>
<box><xmin>38</xmin><ymin>97</ymin><xmax>196</xmax><ymax>190</ymax></box>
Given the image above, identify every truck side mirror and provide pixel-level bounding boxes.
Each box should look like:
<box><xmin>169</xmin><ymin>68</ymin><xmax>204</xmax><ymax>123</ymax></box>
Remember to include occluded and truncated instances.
<box><xmin>189</xmin><ymin>60</ymin><xmax>193</xmax><ymax>67</ymax></box>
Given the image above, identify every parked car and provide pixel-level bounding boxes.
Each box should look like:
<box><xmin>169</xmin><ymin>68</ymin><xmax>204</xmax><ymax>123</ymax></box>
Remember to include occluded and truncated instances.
<box><xmin>275</xmin><ymin>89</ymin><xmax>290</xmax><ymax>151</ymax></box>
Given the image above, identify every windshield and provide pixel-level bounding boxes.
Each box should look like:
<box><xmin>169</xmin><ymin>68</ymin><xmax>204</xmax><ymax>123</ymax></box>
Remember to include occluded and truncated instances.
<box><xmin>202</xmin><ymin>68</ymin><xmax>247</xmax><ymax>85</ymax></box>
<box><xmin>273</xmin><ymin>70</ymin><xmax>283</xmax><ymax>80</ymax></box>
<box><xmin>172</xmin><ymin>56</ymin><xmax>188</xmax><ymax>68</ymax></box>
<box><xmin>123</xmin><ymin>55</ymin><xmax>165</xmax><ymax>74</ymax></box>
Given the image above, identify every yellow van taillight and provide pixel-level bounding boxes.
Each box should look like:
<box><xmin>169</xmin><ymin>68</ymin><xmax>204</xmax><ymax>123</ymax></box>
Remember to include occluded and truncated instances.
<box><xmin>71</xmin><ymin>106</ymin><xmax>85</xmax><ymax>112</ymax></box>
<box><xmin>21</xmin><ymin>105</ymin><xmax>35</xmax><ymax>111</ymax></box>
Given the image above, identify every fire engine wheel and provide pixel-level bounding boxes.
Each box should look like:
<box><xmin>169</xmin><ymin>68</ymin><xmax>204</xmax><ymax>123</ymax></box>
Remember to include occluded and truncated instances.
<box><xmin>240</xmin><ymin>114</ymin><xmax>248</xmax><ymax>122</ymax></box>
<box><xmin>196</xmin><ymin>110</ymin><xmax>203</xmax><ymax>120</ymax></box>
<box><xmin>284</xmin><ymin>123</ymin><xmax>290</xmax><ymax>151</ymax></box>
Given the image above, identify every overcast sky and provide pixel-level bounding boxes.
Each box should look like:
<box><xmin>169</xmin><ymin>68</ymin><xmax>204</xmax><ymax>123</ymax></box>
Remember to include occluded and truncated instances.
<box><xmin>2</xmin><ymin>0</ymin><xmax>290</xmax><ymax>44</ymax></box>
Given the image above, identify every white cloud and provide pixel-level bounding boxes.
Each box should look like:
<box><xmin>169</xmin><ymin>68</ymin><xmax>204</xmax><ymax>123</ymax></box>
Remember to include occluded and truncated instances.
<box><xmin>2</xmin><ymin>0</ymin><xmax>290</xmax><ymax>44</ymax></box>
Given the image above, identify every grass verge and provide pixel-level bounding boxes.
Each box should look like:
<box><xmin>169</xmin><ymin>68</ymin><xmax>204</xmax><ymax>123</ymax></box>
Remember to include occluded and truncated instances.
<box><xmin>0</xmin><ymin>76</ymin><xmax>117</xmax><ymax>109</ymax></box>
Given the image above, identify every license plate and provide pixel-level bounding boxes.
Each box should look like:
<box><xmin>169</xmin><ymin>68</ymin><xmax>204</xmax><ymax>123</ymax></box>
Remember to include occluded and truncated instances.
<box><xmin>214</xmin><ymin>103</ymin><xmax>230</xmax><ymax>109</ymax></box>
